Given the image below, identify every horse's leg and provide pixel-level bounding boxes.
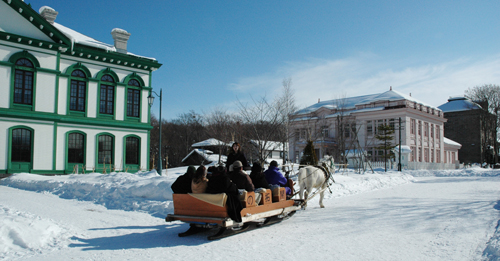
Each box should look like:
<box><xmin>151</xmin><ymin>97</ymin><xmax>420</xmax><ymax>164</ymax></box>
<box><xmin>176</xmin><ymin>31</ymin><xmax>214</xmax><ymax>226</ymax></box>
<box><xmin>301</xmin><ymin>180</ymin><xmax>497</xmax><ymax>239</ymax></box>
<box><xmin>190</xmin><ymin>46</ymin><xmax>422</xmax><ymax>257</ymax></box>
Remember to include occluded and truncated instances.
<box><xmin>319</xmin><ymin>182</ymin><xmax>326</xmax><ymax>208</ymax></box>
<box><xmin>298</xmin><ymin>175</ymin><xmax>304</xmax><ymax>201</ymax></box>
<box><xmin>319</xmin><ymin>190</ymin><xmax>325</xmax><ymax>208</ymax></box>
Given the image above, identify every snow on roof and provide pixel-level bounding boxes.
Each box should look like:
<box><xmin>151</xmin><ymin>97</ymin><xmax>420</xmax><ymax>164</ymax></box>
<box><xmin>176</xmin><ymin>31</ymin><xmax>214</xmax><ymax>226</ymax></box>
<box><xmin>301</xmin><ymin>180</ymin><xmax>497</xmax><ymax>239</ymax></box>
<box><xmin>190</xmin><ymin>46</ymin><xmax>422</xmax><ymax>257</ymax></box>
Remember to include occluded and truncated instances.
<box><xmin>438</xmin><ymin>96</ymin><xmax>481</xmax><ymax>113</ymax></box>
<box><xmin>52</xmin><ymin>22</ymin><xmax>156</xmax><ymax>61</ymax></box>
<box><xmin>249</xmin><ymin>140</ymin><xmax>284</xmax><ymax>151</ymax></box>
<box><xmin>191</xmin><ymin>138</ymin><xmax>229</xmax><ymax>148</ymax></box>
<box><xmin>444</xmin><ymin>137</ymin><xmax>461</xmax><ymax>147</ymax></box>
<box><xmin>324</xmin><ymin>106</ymin><xmax>385</xmax><ymax>118</ymax></box>
<box><xmin>295</xmin><ymin>89</ymin><xmax>439</xmax><ymax>115</ymax></box>
<box><xmin>392</xmin><ymin>145</ymin><xmax>412</xmax><ymax>154</ymax></box>
<box><xmin>181</xmin><ymin>149</ymin><xmax>227</xmax><ymax>164</ymax></box>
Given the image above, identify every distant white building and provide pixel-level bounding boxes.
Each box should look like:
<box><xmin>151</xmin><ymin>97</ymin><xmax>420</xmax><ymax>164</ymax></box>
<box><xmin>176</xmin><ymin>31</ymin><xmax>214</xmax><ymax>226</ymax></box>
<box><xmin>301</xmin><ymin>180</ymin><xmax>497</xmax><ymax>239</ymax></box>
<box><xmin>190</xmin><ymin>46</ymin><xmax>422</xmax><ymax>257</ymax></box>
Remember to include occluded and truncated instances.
<box><xmin>181</xmin><ymin>149</ymin><xmax>227</xmax><ymax>166</ymax></box>
<box><xmin>290</xmin><ymin>88</ymin><xmax>461</xmax><ymax>169</ymax></box>
<box><xmin>247</xmin><ymin>140</ymin><xmax>286</xmax><ymax>164</ymax></box>
<box><xmin>0</xmin><ymin>1</ymin><xmax>162</xmax><ymax>174</ymax></box>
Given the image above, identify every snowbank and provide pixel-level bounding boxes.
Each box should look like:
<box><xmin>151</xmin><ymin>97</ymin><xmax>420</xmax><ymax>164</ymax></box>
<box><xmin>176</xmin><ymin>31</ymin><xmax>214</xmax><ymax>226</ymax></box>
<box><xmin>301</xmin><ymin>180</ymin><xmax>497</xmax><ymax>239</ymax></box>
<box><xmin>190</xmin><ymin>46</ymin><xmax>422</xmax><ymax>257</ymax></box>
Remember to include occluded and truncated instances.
<box><xmin>0</xmin><ymin>166</ymin><xmax>499</xmax><ymax>259</ymax></box>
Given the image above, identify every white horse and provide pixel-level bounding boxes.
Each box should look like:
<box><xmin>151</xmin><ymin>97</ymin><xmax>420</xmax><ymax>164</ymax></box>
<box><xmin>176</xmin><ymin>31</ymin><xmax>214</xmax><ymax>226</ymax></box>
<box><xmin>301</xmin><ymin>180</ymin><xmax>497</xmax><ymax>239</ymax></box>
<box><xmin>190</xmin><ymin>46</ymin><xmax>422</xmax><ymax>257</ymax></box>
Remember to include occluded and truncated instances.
<box><xmin>298</xmin><ymin>156</ymin><xmax>335</xmax><ymax>208</ymax></box>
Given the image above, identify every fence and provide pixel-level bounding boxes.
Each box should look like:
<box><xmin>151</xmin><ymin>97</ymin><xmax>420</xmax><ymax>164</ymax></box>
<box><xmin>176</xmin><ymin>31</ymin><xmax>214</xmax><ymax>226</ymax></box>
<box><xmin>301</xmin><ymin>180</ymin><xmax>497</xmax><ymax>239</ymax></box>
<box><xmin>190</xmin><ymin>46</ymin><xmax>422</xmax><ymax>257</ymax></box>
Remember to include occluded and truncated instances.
<box><xmin>351</xmin><ymin>161</ymin><xmax>462</xmax><ymax>170</ymax></box>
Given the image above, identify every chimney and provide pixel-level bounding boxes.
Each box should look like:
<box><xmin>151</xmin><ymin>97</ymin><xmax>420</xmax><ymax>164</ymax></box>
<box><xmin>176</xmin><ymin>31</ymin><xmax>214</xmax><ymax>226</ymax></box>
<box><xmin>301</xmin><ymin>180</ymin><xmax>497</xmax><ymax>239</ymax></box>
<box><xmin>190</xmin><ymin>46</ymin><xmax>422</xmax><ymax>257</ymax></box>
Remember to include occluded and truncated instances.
<box><xmin>390</xmin><ymin>86</ymin><xmax>392</xmax><ymax>91</ymax></box>
<box><xmin>39</xmin><ymin>6</ymin><xmax>58</xmax><ymax>24</ymax></box>
<box><xmin>318</xmin><ymin>98</ymin><xmax>320</xmax><ymax>103</ymax></box>
<box><xmin>111</xmin><ymin>28</ymin><xmax>131</xmax><ymax>54</ymax></box>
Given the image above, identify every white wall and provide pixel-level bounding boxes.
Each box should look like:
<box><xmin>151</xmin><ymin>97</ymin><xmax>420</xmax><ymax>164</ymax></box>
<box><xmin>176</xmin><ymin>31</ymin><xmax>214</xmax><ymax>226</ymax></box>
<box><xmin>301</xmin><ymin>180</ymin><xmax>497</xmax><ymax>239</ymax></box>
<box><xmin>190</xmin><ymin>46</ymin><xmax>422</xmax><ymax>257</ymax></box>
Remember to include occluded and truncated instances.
<box><xmin>0</xmin><ymin>67</ymin><xmax>10</xmax><ymax>108</ymax></box>
<box><xmin>56</xmin><ymin>125</ymin><xmax>148</xmax><ymax>172</ymax></box>
<box><xmin>35</xmin><ymin>72</ymin><xmax>56</xmax><ymax>113</ymax></box>
<box><xmin>0</xmin><ymin>119</ymin><xmax>54</xmax><ymax>170</ymax></box>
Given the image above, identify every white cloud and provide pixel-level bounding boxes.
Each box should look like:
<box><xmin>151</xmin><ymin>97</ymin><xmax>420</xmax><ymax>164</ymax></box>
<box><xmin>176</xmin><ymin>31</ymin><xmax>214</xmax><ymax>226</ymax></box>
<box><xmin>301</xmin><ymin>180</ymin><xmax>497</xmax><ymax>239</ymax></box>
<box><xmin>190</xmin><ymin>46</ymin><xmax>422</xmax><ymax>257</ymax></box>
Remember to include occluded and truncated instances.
<box><xmin>228</xmin><ymin>53</ymin><xmax>500</xmax><ymax>110</ymax></box>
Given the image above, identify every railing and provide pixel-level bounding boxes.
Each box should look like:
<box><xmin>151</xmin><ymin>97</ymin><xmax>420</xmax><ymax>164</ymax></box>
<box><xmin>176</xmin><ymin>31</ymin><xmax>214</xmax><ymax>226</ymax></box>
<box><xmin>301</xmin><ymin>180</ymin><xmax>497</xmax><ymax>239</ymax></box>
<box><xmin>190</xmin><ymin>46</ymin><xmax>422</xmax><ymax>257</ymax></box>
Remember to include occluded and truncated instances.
<box><xmin>350</xmin><ymin>160</ymin><xmax>462</xmax><ymax>170</ymax></box>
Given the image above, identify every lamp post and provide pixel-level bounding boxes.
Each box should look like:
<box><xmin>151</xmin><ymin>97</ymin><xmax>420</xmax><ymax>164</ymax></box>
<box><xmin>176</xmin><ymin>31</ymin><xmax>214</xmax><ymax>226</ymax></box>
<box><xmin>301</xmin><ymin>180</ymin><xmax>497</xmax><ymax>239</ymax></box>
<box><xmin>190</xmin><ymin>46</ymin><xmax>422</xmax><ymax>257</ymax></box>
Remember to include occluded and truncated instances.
<box><xmin>148</xmin><ymin>89</ymin><xmax>162</xmax><ymax>176</ymax></box>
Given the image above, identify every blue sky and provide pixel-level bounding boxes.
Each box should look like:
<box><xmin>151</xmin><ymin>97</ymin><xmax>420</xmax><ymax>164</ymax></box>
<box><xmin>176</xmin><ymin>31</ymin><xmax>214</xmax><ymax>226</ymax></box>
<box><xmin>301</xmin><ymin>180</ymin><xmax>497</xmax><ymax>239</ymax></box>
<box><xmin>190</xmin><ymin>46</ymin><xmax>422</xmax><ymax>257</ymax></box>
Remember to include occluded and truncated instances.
<box><xmin>30</xmin><ymin>0</ymin><xmax>500</xmax><ymax>120</ymax></box>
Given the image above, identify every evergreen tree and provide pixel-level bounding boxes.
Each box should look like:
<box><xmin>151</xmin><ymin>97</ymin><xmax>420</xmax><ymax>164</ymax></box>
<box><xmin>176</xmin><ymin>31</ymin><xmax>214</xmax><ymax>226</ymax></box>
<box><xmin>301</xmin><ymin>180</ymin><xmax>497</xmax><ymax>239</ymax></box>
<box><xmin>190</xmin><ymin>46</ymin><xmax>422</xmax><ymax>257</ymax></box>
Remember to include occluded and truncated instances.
<box><xmin>375</xmin><ymin>124</ymin><xmax>395</xmax><ymax>171</ymax></box>
<box><xmin>300</xmin><ymin>140</ymin><xmax>318</xmax><ymax>166</ymax></box>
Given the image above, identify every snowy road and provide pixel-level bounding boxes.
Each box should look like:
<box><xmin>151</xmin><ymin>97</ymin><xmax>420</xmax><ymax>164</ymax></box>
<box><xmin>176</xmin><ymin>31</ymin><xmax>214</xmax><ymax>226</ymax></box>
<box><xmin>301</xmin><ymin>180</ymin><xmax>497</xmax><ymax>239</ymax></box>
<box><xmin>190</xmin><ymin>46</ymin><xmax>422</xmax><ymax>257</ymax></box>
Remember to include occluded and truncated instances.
<box><xmin>1</xmin><ymin>173</ymin><xmax>499</xmax><ymax>260</ymax></box>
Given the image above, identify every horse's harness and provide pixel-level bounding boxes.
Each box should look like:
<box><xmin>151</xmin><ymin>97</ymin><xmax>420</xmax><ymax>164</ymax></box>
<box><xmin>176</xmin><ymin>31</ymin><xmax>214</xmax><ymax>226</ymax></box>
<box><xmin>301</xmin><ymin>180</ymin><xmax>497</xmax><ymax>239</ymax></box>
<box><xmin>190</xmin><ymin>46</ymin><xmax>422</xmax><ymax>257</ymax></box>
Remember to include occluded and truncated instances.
<box><xmin>315</xmin><ymin>164</ymin><xmax>331</xmax><ymax>181</ymax></box>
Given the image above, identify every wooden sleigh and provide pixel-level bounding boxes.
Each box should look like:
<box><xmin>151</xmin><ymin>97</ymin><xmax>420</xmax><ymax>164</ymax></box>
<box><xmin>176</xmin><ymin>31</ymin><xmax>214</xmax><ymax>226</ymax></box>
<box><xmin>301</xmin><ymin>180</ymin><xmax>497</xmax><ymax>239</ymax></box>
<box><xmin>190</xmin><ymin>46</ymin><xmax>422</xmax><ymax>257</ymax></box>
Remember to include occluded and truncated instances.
<box><xmin>165</xmin><ymin>187</ymin><xmax>302</xmax><ymax>240</ymax></box>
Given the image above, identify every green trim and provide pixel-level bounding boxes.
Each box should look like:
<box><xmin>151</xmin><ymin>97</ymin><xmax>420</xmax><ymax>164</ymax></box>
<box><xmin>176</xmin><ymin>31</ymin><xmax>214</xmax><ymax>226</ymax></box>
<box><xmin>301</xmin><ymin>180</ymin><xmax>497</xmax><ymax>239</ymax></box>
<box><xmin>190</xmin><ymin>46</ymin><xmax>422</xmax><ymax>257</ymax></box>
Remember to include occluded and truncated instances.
<box><xmin>0</xmin><ymin>108</ymin><xmax>153</xmax><ymax>130</ymax></box>
<box><xmin>63</xmin><ymin>63</ymin><xmax>92</xmax><ymax>77</ymax></box>
<box><xmin>52</xmin><ymin>122</ymin><xmax>57</xmax><ymax>171</ymax></box>
<box><xmin>65</xmin><ymin>64</ymin><xmax>90</xmax><ymax>117</ymax></box>
<box><xmin>147</xmin><ymin>128</ymin><xmax>151</xmax><ymax>170</ymax></box>
<box><xmin>95</xmin><ymin>68</ymin><xmax>119</xmax><ymax>82</ymax></box>
<box><xmin>148</xmin><ymin>71</ymin><xmax>152</xmax><ymax>124</ymax></box>
<box><xmin>95</xmin><ymin>132</ymin><xmax>115</xmax><ymax>173</ymax></box>
<box><xmin>8</xmin><ymin>50</ymin><xmax>41</xmax><ymax>67</ymax></box>
<box><xmin>95</xmin><ymin>68</ymin><xmax>118</xmax><ymax>120</ymax></box>
<box><xmin>8</xmin><ymin>51</ymin><xmax>39</xmax><ymax>112</ymax></box>
<box><xmin>54</xmin><ymin>52</ymin><xmax>60</xmax><ymax>114</ymax></box>
<box><xmin>123</xmin><ymin>134</ymin><xmax>141</xmax><ymax>172</ymax></box>
<box><xmin>7</xmin><ymin>125</ymin><xmax>34</xmax><ymax>173</ymax></box>
<box><xmin>123</xmin><ymin>74</ymin><xmax>144</xmax><ymax>122</ymax></box>
<box><xmin>64</xmin><ymin>131</ymin><xmax>87</xmax><ymax>174</ymax></box>
<box><xmin>2</xmin><ymin>0</ymin><xmax>71</xmax><ymax>46</ymax></box>
<box><xmin>1</xmin><ymin>0</ymin><xmax>163</xmax><ymax>71</ymax></box>
<box><xmin>29</xmin><ymin>170</ymin><xmax>66</xmax><ymax>175</ymax></box>
<box><xmin>0</xmin><ymin>31</ymin><xmax>67</xmax><ymax>53</ymax></box>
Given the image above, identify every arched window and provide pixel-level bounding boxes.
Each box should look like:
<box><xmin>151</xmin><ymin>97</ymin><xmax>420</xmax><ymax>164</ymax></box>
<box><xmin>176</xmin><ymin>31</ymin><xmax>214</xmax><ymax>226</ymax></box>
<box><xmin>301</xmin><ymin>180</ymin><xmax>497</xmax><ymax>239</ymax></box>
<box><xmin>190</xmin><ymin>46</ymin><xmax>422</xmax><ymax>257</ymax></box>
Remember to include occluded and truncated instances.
<box><xmin>125</xmin><ymin>136</ymin><xmax>139</xmax><ymax>165</ymax></box>
<box><xmin>127</xmin><ymin>79</ymin><xmax>141</xmax><ymax>118</ymax></box>
<box><xmin>98</xmin><ymin>135</ymin><xmax>113</xmax><ymax>164</ymax></box>
<box><xmin>68</xmin><ymin>133</ymin><xmax>85</xmax><ymax>163</ymax></box>
<box><xmin>99</xmin><ymin>75</ymin><xmax>115</xmax><ymax>115</ymax></box>
<box><xmin>70</xmin><ymin>70</ymin><xmax>87</xmax><ymax>112</ymax></box>
<box><xmin>11</xmin><ymin>128</ymin><xmax>32</xmax><ymax>162</ymax></box>
<box><xmin>14</xmin><ymin>58</ymin><xmax>34</xmax><ymax>105</ymax></box>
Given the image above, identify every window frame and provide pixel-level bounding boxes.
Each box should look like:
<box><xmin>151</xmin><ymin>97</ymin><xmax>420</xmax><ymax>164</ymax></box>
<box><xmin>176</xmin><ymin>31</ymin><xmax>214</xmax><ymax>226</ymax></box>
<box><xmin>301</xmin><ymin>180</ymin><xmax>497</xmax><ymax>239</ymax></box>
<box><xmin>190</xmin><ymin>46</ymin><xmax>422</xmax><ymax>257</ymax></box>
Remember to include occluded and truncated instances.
<box><xmin>69</xmin><ymin>69</ymin><xmax>87</xmax><ymax>114</ymax></box>
<box><xmin>125</xmin><ymin>78</ymin><xmax>143</xmax><ymax>121</ymax></box>
<box><xmin>98</xmin><ymin>75</ymin><xmax>116</xmax><ymax>118</ymax></box>
<box><xmin>96</xmin><ymin>133</ymin><xmax>115</xmax><ymax>172</ymax></box>
<box><xmin>124</xmin><ymin>135</ymin><xmax>141</xmax><ymax>170</ymax></box>
<box><xmin>8</xmin><ymin>126</ymin><xmax>34</xmax><ymax>173</ymax></box>
<box><xmin>65</xmin><ymin>131</ymin><xmax>86</xmax><ymax>173</ymax></box>
<box><xmin>9</xmin><ymin>52</ymin><xmax>39</xmax><ymax>111</ymax></box>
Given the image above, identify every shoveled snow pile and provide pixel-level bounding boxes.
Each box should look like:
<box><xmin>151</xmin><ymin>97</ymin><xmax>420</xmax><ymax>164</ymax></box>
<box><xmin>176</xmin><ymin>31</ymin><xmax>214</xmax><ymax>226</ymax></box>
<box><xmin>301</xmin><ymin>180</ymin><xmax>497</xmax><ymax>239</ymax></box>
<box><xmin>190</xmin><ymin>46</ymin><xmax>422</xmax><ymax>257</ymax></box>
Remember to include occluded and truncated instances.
<box><xmin>0</xmin><ymin>205</ymin><xmax>72</xmax><ymax>260</ymax></box>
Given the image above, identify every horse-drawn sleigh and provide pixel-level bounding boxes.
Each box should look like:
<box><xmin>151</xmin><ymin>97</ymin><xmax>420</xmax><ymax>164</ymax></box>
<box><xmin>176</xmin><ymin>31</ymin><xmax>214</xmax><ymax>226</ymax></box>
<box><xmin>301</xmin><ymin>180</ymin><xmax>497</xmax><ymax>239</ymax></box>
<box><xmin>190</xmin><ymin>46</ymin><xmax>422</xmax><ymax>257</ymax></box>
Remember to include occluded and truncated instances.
<box><xmin>165</xmin><ymin>156</ymin><xmax>336</xmax><ymax>240</ymax></box>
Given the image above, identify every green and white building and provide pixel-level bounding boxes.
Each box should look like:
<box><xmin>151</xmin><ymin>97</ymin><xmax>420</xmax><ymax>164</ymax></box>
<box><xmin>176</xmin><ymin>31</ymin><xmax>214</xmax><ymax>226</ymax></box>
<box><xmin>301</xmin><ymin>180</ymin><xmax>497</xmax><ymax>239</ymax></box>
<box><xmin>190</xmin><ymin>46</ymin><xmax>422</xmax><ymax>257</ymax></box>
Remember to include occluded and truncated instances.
<box><xmin>0</xmin><ymin>0</ymin><xmax>162</xmax><ymax>175</ymax></box>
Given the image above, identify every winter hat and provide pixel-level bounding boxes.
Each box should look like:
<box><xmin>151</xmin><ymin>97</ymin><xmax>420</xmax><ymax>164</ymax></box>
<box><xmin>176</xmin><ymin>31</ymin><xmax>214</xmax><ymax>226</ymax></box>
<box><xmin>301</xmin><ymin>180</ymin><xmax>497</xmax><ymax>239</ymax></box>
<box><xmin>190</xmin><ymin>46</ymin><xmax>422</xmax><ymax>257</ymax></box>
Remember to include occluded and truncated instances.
<box><xmin>233</xmin><ymin>160</ymin><xmax>243</xmax><ymax>168</ymax></box>
<box><xmin>252</xmin><ymin>162</ymin><xmax>262</xmax><ymax>173</ymax></box>
<box><xmin>187</xmin><ymin>165</ymin><xmax>196</xmax><ymax>178</ymax></box>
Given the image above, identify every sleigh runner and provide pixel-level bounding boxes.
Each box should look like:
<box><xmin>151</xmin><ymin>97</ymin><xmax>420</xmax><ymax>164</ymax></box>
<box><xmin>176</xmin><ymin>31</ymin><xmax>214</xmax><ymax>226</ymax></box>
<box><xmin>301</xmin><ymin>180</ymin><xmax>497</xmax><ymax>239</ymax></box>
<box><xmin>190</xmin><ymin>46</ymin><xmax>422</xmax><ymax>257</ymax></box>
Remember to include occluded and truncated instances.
<box><xmin>166</xmin><ymin>187</ymin><xmax>302</xmax><ymax>240</ymax></box>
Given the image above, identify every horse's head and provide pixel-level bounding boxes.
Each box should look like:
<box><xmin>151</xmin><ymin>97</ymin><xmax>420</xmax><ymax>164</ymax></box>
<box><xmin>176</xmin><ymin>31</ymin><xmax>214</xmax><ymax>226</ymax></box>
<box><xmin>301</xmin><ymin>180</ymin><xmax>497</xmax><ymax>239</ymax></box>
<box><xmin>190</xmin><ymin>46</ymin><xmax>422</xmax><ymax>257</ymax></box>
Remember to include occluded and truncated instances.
<box><xmin>320</xmin><ymin>156</ymin><xmax>335</xmax><ymax>173</ymax></box>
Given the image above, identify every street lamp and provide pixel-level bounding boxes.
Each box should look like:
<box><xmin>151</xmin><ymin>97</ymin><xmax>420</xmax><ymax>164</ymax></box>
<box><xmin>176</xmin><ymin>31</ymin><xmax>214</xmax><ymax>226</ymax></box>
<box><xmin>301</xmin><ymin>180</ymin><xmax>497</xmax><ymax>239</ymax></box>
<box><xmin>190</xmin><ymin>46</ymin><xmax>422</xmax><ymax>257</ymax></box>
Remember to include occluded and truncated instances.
<box><xmin>148</xmin><ymin>89</ymin><xmax>162</xmax><ymax>176</ymax></box>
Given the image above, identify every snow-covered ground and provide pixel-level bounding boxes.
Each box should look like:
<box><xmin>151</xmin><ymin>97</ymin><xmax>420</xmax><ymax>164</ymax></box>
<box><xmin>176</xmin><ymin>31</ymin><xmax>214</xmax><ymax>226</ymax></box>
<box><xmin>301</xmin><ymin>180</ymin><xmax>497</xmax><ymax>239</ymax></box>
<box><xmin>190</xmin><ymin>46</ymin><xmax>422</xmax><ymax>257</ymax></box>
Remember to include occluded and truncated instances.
<box><xmin>0</xmin><ymin>167</ymin><xmax>499</xmax><ymax>260</ymax></box>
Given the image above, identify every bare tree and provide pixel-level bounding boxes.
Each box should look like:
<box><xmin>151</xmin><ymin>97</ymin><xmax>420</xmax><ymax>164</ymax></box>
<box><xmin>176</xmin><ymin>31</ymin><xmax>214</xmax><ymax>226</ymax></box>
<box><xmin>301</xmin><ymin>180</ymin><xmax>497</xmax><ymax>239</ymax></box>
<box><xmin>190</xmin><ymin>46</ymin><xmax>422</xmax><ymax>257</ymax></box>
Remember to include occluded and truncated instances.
<box><xmin>237</xmin><ymin>95</ymin><xmax>284</xmax><ymax>166</ymax></box>
<box><xmin>277</xmin><ymin>77</ymin><xmax>297</xmax><ymax>164</ymax></box>
<box><xmin>204</xmin><ymin>107</ymin><xmax>235</xmax><ymax>164</ymax></box>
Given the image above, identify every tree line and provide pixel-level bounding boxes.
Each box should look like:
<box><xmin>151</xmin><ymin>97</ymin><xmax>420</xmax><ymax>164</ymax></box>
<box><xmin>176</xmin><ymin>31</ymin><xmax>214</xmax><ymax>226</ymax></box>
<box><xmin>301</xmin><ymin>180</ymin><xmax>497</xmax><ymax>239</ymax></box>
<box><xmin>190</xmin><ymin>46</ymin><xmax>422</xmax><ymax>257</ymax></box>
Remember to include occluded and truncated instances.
<box><xmin>149</xmin><ymin>78</ymin><xmax>296</xmax><ymax>169</ymax></box>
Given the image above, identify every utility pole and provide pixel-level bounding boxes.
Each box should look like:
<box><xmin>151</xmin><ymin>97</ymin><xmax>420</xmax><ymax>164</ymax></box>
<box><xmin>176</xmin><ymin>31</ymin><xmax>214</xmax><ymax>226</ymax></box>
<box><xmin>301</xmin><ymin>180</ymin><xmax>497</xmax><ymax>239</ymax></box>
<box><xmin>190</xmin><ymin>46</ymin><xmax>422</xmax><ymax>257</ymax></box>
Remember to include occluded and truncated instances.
<box><xmin>398</xmin><ymin>117</ymin><xmax>402</xmax><ymax>171</ymax></box>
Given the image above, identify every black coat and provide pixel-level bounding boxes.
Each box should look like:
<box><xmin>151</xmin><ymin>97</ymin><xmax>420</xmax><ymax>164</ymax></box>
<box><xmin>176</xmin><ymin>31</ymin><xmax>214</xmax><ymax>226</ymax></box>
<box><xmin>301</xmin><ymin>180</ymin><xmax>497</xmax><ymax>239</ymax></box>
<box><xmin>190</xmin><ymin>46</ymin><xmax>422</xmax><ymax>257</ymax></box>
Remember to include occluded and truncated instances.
<box><xmin>206</xmin><ymin>173</ymin><xmax>239</xmax><ymax>196</ymax></box>
<box><xmin>206</xmin><ymin>173</ymin><xmax>242</xmax><ymax>222</ymax></box>
<box><xmin>171</xmin><ymin>173</ymin><xmax>192</xmax><ymax>194</ymax></box>
<box><xmin>250</xmin><ymin>170</ymin><xmax>269</xmax><ymax>189</ymax></box>
<box><xmin>226</xmin><ymin>151</ymin><xmax>249</xmax><ymax>171</ymax></box>
<box><xmin>229</xmin><ymin>170</ymin><xmax>255</xmax><ymax>192</ymax></box>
